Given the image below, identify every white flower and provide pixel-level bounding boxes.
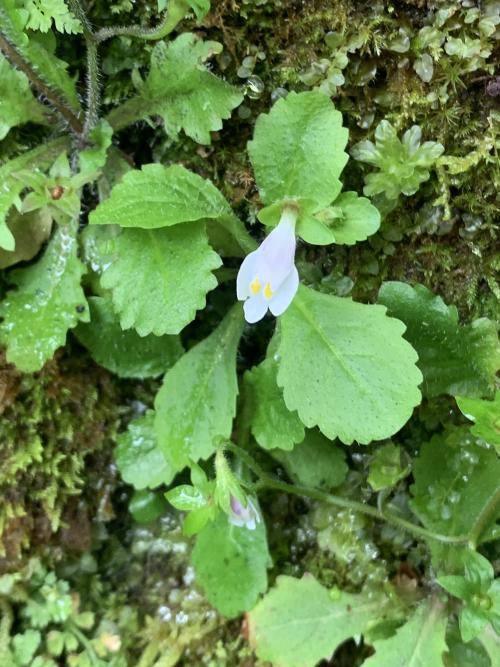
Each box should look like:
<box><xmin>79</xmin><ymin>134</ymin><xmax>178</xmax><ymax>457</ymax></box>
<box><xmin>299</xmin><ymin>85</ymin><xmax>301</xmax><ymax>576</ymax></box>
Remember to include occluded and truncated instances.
<box><xmin>228</xmin><ymin>495</ymin><xmax>261</xmax><ymax>530</ymax></box>
<box><xmin>237</xmin><ymin>208</ymin><xmax>299</xmax><ymax>323</ymax></box>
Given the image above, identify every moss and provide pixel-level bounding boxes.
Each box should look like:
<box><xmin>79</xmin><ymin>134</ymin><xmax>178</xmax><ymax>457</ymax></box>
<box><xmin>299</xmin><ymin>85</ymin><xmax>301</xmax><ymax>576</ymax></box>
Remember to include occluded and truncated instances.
<box><xmin>0</xmin><ymin>351</ymin><xmax>119</xmax><ymax>571</ymax></box>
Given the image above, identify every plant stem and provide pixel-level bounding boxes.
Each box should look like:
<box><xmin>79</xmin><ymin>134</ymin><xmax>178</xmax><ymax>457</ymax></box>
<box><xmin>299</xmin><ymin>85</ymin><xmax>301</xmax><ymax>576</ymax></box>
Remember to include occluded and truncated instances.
<box><xmin>227</xmin><ymin>442</ymin><xmax>471</xmax><ymax>546</ymax></box>
<box><xmin>94</xmin><ymin>0</ymin><xmax>190</xmax><ymax>44</ymax></box>
<box><xmin>68</xmin><ymin>621</ymin><xmax>100</xmax><ymax>667</ymax></box>
<box><xmin>68</xmin><ymin>0</ymin><xmax>100</xmax><ymax>136</ymax></box>
<box><xmin>0</xmin><ymin>600</ymin><xmax>13</xmax><ymax>664</ymax></box>
<box><xmin>0</xmin><ymin>32</ymin><xmax>83</xmax><ymax>134</ymax></box>
<box><xmin>225</xmin><ymin>442</ymin><xmax>267</xmax><ymax>480</ymax></box>
<box><xmin>467</xmin><ymin>485</ymin><xmax>500</xmax><ymax>548</ymax></box>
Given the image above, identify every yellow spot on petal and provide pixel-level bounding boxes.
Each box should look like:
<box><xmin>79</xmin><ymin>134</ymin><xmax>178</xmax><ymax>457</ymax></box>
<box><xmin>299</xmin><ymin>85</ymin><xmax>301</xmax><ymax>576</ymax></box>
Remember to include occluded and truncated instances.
<box><xmin>264</xmin><ymin>283</ymin><xmax>273</xmax><ymax>299</ymax></box>
<box><xmin>250</xmin><ymin>278</ymin><xmax>261</xmax><ymax>295</ymax></box>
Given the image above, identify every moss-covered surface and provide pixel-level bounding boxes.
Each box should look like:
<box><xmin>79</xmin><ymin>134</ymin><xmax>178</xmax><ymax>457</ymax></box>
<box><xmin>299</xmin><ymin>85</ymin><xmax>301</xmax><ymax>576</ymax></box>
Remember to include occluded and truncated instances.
<box><xmin>0</xmin><ymin>0</ymin><xmax>498</xmax><ymax>665</ymax></box>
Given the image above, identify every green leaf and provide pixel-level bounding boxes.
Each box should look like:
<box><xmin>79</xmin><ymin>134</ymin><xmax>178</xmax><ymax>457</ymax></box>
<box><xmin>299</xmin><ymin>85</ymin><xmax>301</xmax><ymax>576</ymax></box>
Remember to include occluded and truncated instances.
<box><xmin>0</xmin><ymin>0</ymin><xmax>80</xmax><ymax>110</ymax></box>
<box><xmin>0</xmin><ymin>208</ymin><xmax>53</xmax><ymax>270</ymax></box>
<box><xmin>248</xmin><ymin>91</ymin><xmax>348</xmax><ymax>209</ymax></box>
<box><xmin>367</xmin><ymin>442</ymin><xmax>411</xmax><ymax>492</ymax></box>
<box><xmin>245</xmin><ymin>357</ymin><xmax>305</xmax><ymax>451</ymax></box>
<box><xmin>129</xmin><ymin>489</ymin><xmax>168</xmax><ymax>523</ymax></box>
<box><xmin>444</xmin><ymin>622</ymin><xmax>491</xmax><ymax>667</ymax></box>
<box><xmin>146</xmin><ymin>33</ymin><xmax>241</xmax><ymax>144</ymax></box>
<box><xmin>166</xmin><ymin>485</ymin><xmax>207</xmax><ymax>511</ymax></box>
<box><xmin>363</xmin><ymin>596</ymin><xmax>448</xmax><ymax>667</ymax></box>
<box><xmin>460</xmin><ymin>606</ymin><xmax>490</xmax><ymax>643</ymax></box>
<box><xmin>12</xmin><ymin>630</ymin><xmax>42</xmax><ymax>666</ymax></box>
<box><xmin>79</xmin><ymin>120</ymin><xmax>113</xmax><ymax>176</ymax></box>
<box><xmin>25</xmin><ymin>0</ymin><xmax>82</xmax><ymax>33</ymax></box>
<box><xmin>439</xmin><ymin>553</ymin><xmax>499</xmax><ymax>643</ymax></box>
<box><xmin>277</xmin><ymin>285</ymin><xmax>422</xmax><ymax>444</ymax></box>
<box><xmin>410</xmin><ymin>428</ymin><xmax>500</xmax><ymax>546</ymax></box>
<box><xmin>99</xmin><ymin>224</ymin><xmax>221</xmax><ymax>336</ymax></box>
<box><xmin>0</xmin><ymin>225</ymin><xmax>89</xmax><ymax>372</ymax></box>
<box><xmin>107</xmin><ymin>33</ymin><xmax>242</xmax><ymax>143</ymax></box>
<box><xmin>0</xmin><ymin>52</ymin><xmax>46</xmax><ymax>139</ymax></box>
<box><xmin>272</xmin><ymin>429</ymin><xmax>348</xmax><ymax>489</ymax></box>
<box><xmin>154</xmin><ymin>305</ymin><xmax>244</xmax><ymax>472</ymax></box>
<box><xmin>89</xmin><ymin>163</ymin><xmax>237</xmax><ymax>230</ymax></box>
<box><xmin>456</xmin><ymin>394</ymin><xmax>500</xmax><ymax>454</ymax></box>
<box><xmin>378</xmin><ymin>282</ymin><xmax>500</xmax><ymax>398</ymax></box>
<box><xmin>248</xmin><ymin>575</ymin><xmax>386</xmax><ymax>667</ymax></box>
<box><xmin>46</xmin><ymin>630</ymin><xmax>64</xmax><ymax>657</ymax></box>
<box><xmin>186</xmin><ymin>0</ymin><xmax>211</xmax><ymax>20</ymax></box>
<box><xmin>302</xmin><ymin>191</ymin><xmax>381</xmax><ymax>246</ymax></box>
<box><xmin>192</xmin><ymin>512</ymin><xmax>269</xmax><ymax>618</ymax></box>
<box><xmin>479</xmin><ymin>624</ymin><xmax>500</xmax><ymax>666</ymax></box>
<box><xmin>463</xmin><ymin>551</ymin><xmax>495</xmax><ymax>591</ymax></box>
<box><xmin>438</xmin><ymin>575</ymin><xmax>476</xmax><ymax>601</ymax></box>
<box><xmin>116</xmin><ymin>411</ymin><xmax>174</xmax><ymax>489</ymax></box>
<box><xmin>183</xmin><ymin>505</ymin><xmax>214</xmax><ymax>536</ymax></box>
<box><xmin>74</xmin><ymin>296</ymin><xmax>183</xmax><ymax>377</ymax></box>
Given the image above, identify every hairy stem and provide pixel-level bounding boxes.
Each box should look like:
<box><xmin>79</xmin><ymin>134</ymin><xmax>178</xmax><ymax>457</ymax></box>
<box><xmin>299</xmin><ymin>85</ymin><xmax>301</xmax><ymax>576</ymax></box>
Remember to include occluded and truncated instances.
<box><xmin>227</xmin><ymin>443</ymin><xmax>471</xmax><ymax>546</ymax></box>
<box><xmin>0</xmin><ymin>32</ymin><xmax>83</xmax><ymax>134</ymax></box>
<box><xmin>94</xmin><ymin>0</ymin><xmax>190</xmax><ymax>44</ymax></box>
<box><xmin>68</xmin><ymin>0</ymin><xmax>100</xmax><ymax>136</ymax></box>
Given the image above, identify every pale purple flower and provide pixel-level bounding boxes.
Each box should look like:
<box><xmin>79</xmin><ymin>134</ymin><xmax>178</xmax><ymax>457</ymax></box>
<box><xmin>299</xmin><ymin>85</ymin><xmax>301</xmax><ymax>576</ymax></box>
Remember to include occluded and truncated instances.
<box><xmin>229</xmin><ymin>495</ymin><xmax>260</xmax><ymax>530</ymax></box>
<box><xmin>237</xmin><ymin>208</ymin><xmax>299</xmax><ymax>323</ymax></box>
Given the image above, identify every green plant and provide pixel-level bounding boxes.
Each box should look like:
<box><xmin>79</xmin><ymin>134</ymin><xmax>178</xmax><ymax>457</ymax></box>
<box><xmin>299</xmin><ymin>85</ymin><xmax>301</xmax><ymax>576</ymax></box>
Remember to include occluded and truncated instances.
<box><xmin>1</xmin><ymin>2</ymin><xmax>499</xmax><ymax>666</ymax></box>
<box><xmin>351</xmin><ymin>121</ymin><xmax>444</xmax><ymax>200</ymax></box>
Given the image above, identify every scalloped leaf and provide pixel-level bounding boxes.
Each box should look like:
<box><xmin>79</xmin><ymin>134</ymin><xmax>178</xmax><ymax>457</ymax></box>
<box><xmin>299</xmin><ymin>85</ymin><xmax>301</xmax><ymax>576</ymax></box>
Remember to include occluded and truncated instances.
<box><xmin>456</xmin><ymin>393</ymin><xmax>500</xmax><ymax>454</ymax></box>
<box><xmin>99</xmin><ymin>223</ymin><xmax>221</xmax><ymax>336</ymax></box>
<box><xmin>106</xmin><ymin>33</ymin><xmax>242</xmax><ymax>143</ymax></box>
<box><xmin>277</xmin><ymin>285</ymin><xmax>422</xmax><ymax>444</ymax></box>
<box><xmin>154</xmin><ymin>305</ymin><xmax>244</xmax><ymax>472</ymax></box>
<box><xmin>248</xmin><ymin>575</ymin><xmax>386</xmax><ymax>667</ymax></box>
<box><xmin>248</xmin><ymin>91</ymin><xmax>348</xmax><ymax>209</ymax></box>
<box><xmin>0</xmin><ymin>225</ymin><xmax>89</xmax><ymax>372</ymax></box>
<box><xmin>272</xmin><ymin>430</ymin><xmax>348</xmax><ymax>489</ymax></box>
<box><xmin>245</xmin><ymin>357</ymin><xmax>305</xmax><ymax>451</ymax></box>
<box><xmin>89</xmin><ymin>163</ymin><xmax>246</xmax><ymax>244</ymax></box>
<box><xmin>363</xmin><ymin>597</ymin><xmax>448</xmax><ymax>667</ymax></box>
<box><xmin>299</xmin><ymin>191</ymin><xmax>381</xmax><ymax>246</ymax></box>
<box><xmin>116</xmin><ymin>411</ymin><xmax>174</xmax><ymax>490</ymax></box>
<box><xmin>25</xmin><ymin>0</ymin><xmax>82</xmax><ymax>33</ymax></box>
<box><xmin>74</xmin><ymin>296</ymin><xmax>183</xmax><ymax>377</ymax></box>
<box><xmin>378</xmin><ymin>282</ymin><xmax>500</xmax><ymax>398</ymax></box>
<box><xmin>146</xmin><ymin>33</ymin><xmax>242</xmax><ymax>144</ymax></box>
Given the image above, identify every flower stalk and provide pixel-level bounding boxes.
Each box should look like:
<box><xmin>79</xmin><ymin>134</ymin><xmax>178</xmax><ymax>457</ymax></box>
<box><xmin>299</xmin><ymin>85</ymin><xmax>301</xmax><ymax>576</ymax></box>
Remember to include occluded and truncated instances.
<box><xmin>225</xmin><ymin>442</ymin><xmax>471</xmax><ymax>546</ymax></box>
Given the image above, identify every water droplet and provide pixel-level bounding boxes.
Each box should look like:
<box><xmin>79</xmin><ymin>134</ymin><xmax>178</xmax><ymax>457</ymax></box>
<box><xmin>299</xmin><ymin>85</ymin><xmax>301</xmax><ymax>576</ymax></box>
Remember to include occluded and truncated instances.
<box><xmin>245</xmin><ymin>75</ymin><xmax>265</xmax><ymax>99</ymax></box>
<box><xmin>271</xmin><ymin>87</ymin><xmax>288</xmax><ymax>103</ymax></box>
<box><xmin>441</xmin><ymin>505</ymin><xmax>451</xmax><ymax>520</ymax></box>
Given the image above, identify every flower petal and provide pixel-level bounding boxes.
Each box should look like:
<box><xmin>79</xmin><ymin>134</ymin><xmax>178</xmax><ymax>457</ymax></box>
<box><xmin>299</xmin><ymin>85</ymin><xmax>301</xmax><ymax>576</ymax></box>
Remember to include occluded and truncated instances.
<box><xmin>268</xmin><ymin>266</ymin><xmax>299</xmax><ymax>316</ymax></box>
<box><xmin>244</xmin><ymin>293</ymin><xmax>268</xmax><ymax>323</ymax></box>
<box><xmin>236</xmin><ymin>250</ymin><xmax>259</xmax><ymax>300</ymax></box>
<box><xmin>256</xmin><ymin>218</ymin><xmax>296</xmax><ymax>290</ymax></box>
